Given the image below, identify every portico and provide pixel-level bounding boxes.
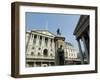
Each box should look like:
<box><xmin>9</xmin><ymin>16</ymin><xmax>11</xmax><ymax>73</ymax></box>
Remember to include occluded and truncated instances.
<box><xmin>73</xmin><ymin>15</ymin><xmax>89</xmax><ymax>64</ymax></box>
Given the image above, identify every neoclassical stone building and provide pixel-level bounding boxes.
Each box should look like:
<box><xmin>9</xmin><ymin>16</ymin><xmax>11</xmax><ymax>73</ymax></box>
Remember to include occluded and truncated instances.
<box><xmin>26</xmin><ymin>29</ymin><xmax>78</xmax><ymax>67</ymax></box>
<box><xmin>64</xmin><ymin>42</ymin><xmax>78</xmax><ymax>64</ymax></box>
<box><xmin>73</xmin><ymin>15</ymin><xmax>89</xmax><ymax>64</ymax></box>
<box><xmin>65</xmin><ymin>42</ymin><xmax>77</xmax><ymax>59</ymax></box>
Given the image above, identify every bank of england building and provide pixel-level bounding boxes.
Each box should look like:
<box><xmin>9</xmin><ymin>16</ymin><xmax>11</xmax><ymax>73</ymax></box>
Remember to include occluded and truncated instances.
<box><xmin>26</xmin><ymin>29</ymin><xmax>78</xmax><ymax>67</ymax></box>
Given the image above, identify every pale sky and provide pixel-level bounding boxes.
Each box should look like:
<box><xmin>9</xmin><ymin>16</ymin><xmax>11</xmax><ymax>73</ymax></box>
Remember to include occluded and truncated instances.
<box><xmin>25</xmin><ymin>12</ymin><xmax>80</xmax><ymax>51</ymax></box>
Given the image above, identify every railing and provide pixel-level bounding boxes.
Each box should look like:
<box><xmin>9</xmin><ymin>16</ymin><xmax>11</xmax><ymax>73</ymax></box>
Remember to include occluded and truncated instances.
<box><xmin>65</xmin><ymin>58</ymin><xmax>87</xmax><ymax>62</ymax></box>
<box><xmin>65</xmin><ymin>58</ymin><xmax>79</xmax><ymax>61</ymax></box>
<box><xmin>26</xmin><ymin>54</ymin><xmax>87</xmax><ymax>61</ymax></box>
<box><xmin>26</xmin><ymin>54</ymin><xmax>54</xmax><ymax>60</ymax></box>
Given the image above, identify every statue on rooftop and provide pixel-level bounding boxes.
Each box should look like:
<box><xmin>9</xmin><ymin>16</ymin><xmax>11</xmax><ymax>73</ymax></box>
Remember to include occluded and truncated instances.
<box><xmin>57</xmin><ymin>28</ymin><xmax>61</xmax><ymax>35</ymax></box>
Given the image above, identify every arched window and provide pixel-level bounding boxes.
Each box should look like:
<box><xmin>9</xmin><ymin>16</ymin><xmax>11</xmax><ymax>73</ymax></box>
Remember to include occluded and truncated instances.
<box><xmin>33</xmin><ymin>35</ymin><xmax>37</xmax><ymax>45</ymax></box>
<box><xmin>50</xmin><ymin>53</ymin><xmax>53</xmax><ymax>57</ymax></box>
<box><xmin>45</xmin><ymin>37</ymin><xmax>48</xmax><ymax>46</ymax></box>
<box><xmin>38</xmin><ymin>52</ymin><xmax>41</xmax><ymax>56</ymax></box>
<box><xmin>31</xmin><ymin>52</ymin><xmax>34</xmax><ymax>55</ymax></box>
<box><xmin>43</xmin><ymin>49</ymin><xmax>48</xmax><ymax>56</ymax></box>
<box><xmin>38</xmin><ymin>48</ymin><xmax>41</xmax><ymax>50</ymax></box>
<box><xmin>39</xmin><ymin>36</ymin><xmax>42</xmax><ymax>46</ymax></box>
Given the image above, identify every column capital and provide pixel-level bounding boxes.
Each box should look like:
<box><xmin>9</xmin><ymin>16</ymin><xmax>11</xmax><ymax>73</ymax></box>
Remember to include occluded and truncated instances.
<box><xmin>76</xmin><ymin>38</ymin><xmax>80</xmax><ymax>41</ymax></box>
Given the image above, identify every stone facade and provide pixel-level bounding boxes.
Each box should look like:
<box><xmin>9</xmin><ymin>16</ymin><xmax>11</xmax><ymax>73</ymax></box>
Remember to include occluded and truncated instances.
<box><xmin>26</xmin><ymin>30</ymin><xmax>78</xmax><ymax>67</ymax></box>
<box><xmin>65</xmin><ymin>42</ymin><xmax>77</xmax><ymax>59</ymax></box>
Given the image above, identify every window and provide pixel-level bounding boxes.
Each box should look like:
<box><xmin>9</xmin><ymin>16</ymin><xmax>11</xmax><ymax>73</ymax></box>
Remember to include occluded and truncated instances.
<box><xmin>38</xmin><ymin>52</ymin><xmax>41</xmax><ymax>56</ymax></box>
<box><xmin>33</xmin><ymin>35</ymin><xmax>37</xmax><ymax>45</ymax></box>
<box><xmin>39</xmin><ymin>36</ymin><xmax>42</xmax><ymax>46</ymax></box>
<box><xmin>45</xmin><ymin>37</ymin><xmax>48</xmax><ymax>47</ymax></box>
<box><xmin>31</xmin><ymin>52</ymin><xmax>34</xmax><ymax>55</ymax></box>
<box><xmin>38</xmin><ymin>48</ymin><xmax>41</xmax><ymax>50</ymax></box>
<box><xmin>43</xmin><ymin>49</ymin><xmax>48</xmax><ymax>56</ymax></box>
<box><xmin>34</xmin><ymin>35</ymin><xmax>37</xmax><ymax>38</ymax></box>
<box><xmin>50</xmin><ymin>53</ymin><xmax>53</xmax><ymax>57</ymax></box>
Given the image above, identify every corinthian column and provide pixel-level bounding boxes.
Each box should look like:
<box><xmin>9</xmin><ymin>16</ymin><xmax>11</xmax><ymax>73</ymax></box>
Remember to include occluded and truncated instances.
<box><xmin>77</xmin><ymin>39</ymin><xmax>84</xmax><ymax>64</ymax></box>
<box><xmin>82</xmin><ymin>35</ymin><xmax>89</xmax><ymax>63</ymax></box>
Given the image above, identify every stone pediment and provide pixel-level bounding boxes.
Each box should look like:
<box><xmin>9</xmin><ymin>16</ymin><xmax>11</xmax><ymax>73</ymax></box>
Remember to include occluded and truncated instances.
<box><xmin>34</xmin><ymin>30</ymin><xmax>56</xmax><ymax>37</ymax></box>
